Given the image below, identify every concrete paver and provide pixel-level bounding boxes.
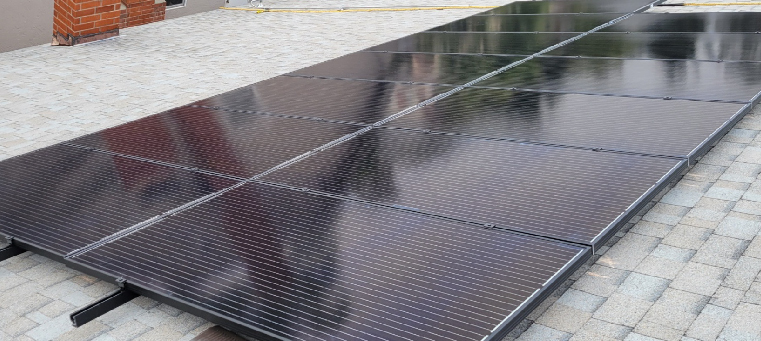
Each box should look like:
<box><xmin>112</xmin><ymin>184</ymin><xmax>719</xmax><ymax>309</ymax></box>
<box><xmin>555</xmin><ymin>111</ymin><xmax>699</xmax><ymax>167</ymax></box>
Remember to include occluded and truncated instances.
<box><xmin>3</xmin><ymin>1</ymin><xmax>761</xmax><ymax>340</ymax></box>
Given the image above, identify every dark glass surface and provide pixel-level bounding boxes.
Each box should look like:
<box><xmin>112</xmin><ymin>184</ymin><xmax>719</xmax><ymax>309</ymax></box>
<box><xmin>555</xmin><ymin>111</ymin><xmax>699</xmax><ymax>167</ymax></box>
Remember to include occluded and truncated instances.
<box><xmin>429</xmin><ymin>13</ymin><xmax>623</xmax><ymax>32</ymax></box>
<box><xmin>76</xmin><ymin>182</ymin><xmax>589</xmax><ymax>340</ymax></box>
<box><xmin>290</xmin><ymin>52</ymin><xmax>522</xmax><ymax>85</ymax></box>
<box><xmin>479</xmin><ymin>0</ymin><xmax>655</xmax><ymax>15</ymax></box>
<box><xmin>603</xmin><ymin>13</ymin><xmax>761</xmax><ymax>33</ymax></box>
<box><xmin>262</xmin><ymin>129</ymin><xmax>681</xmax><ymax>245</ymax></box>
<box><xmin>193</xmin><ymin>76</ymin><xmax>450</xmax><ymax>125</ymax></box>
<box><xmin>68</xmin><ymin>106</ymin><xmax>359</xmax><ymax>179</ymax></box>
<box><xmin>0</xmin><ymin>145</ymin><xmax>236</xmax><ymax>254</ymax></box>
<box><xmin>366</xmin><ymin>32</ymin><xmax>578</xmax><ymax>56</ymax></box>
<box><xmin>479</xmin><ymin>56</ymin><xmax>761</xmax><ymax>102</ymax></box>
<box><xmin>388</xmin><ymin>88</ymin><xmax>747</xmax><ymax>157</ymax></box>
<box><xmin>547</xmin><ymin>32</ymin><xmax>761</xmax><ymax>61</ymax></box>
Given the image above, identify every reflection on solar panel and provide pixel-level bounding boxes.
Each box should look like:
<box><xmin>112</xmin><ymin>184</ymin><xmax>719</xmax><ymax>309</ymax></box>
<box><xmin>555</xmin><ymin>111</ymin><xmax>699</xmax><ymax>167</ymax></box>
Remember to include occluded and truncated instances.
<box><xmin>3</xmin><ymin>0</ymin><xmax>761</xmax><ymax>339</ymax></box>
<box><xmin>73</xmin><ymin>183</ymin><xmax>590</xmax><ymax>340</ymax></box>
<box><xmin>547</xmin><ymin>32</ymin><xmax>761</xmax><ymax>61</ymax></box>
<box><xmin>430</xmin><ymin>13</ymin><xmax>624</xmax><ymax>32</ymax></box>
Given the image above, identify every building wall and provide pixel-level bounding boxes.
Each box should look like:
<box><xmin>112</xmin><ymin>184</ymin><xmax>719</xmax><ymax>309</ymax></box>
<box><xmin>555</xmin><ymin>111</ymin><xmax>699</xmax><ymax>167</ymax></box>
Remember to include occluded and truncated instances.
<box><xmin>0</xmin><ymin>0</ymin><xmax>55</xmax><ymax>53</ymax></box>
<box><xmin>165</xmin><ymin>0</ymin><xmax>225</xmax><ymax>20</ymax></box>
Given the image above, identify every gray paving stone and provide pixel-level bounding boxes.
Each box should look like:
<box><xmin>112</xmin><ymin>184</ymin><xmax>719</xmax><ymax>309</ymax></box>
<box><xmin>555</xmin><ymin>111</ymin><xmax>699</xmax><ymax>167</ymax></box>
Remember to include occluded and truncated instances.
<box><xmin>24</xmin><ymin>314</ymin><xmax>72</xmax><ymax>340</ymax></box>
<box><xmin>592</xmin><ymin>293</ymin><xmax>652</xmax><ymax>327</ymax></box>
<box><xmin>682</xmin><ymin>164</ymin><xmax>727</xmax><ymax>182</ymax></box>
<box><xmin>598</xmin><ymin>234</ymin><xmax>661</xmax><ymax>271</ymax></box>
<box><xmin>723</xmin><ymin>129</ymin><xmax>760</xmax><ymax>144</ymax></box>
<box><xmin>2</xmin><ymin>317</ymin><xmax>37</xmax><ymax>337</ymax></box>
<box><xmin>692</xmin><ymin>235</ymin><xmax>750</xmax><ymax>269</ymax></box>
<box><xmin>720</xmin><ymin>162</ymin><xmax>761</xmax><ymax>183</ymax></box>
<box><xmin>686</xmin><ymin>304</ymin><xmax>732</xmax><ymax>341</ymax></box>
<box><xmin>651</xmin><ymin>244</ymin><xmax>695</xmax><ymax>263</ymax></box>
<box><xmin>105</xmin><ymin>320</ymin><xmax>150</xmax><ymax>340</ymax></box>
<box><xmin>555</xmin><ymin>289</ymin><xmax>606</xmax><ymax>313</ymax></box>
<box><xmin>671</xmin><ymin>262</ymin><xmax>729</xmax><ymax>296</ymax></box>
<box><xmin>747</xmin><ymin>236</ymin><xmax>761</xmax><ymax>259</ymax></box>
<box><xmin>624</xmin><ymin>332</ymin><xmax>662</xmax><ymax>341</ymax></box>
<box><xmin>630</xmin><ymin>221</ymin><xmax>673</xmax><ymax>238</ymax></box>
<box><xmin>133</xmin><ymin>324</ymin><xmax>184</xmax><ymax>341</ymax></box>
<box><xmin>3</xmin><ymin>256</ymin><xmax>40</xmax><ymax>273</ymax></box>
<box><xmin>135</xmin><ymin>307</ymin><xmax>173</xmax><ymax>328</ymax></box>
<box><xmin>699</xmin><ymin>142</ymin><xmax>747</xmax><ymax>167</ymax></box>
<box><xmin>733</xmin><ymin>199</ymin><xmax>761</xmax><ymax>217</ymax></box>
<box><xmin>723</xmin><ymin>256</ymin><xmax>761</xmax><ymax>291</ymax></box>
<box><xmin>572</xmin><ymin>265</ymin><xmax>631</xmax><ymax>297</ymax></box>
<box><xmin>715</xmin><ymin>212</ymin><xmax>761</xmax><ymax>240</ymax></box>
<box><xmin>661</xmin><ymin>181</ymin><xmax>712</xmax><ymax>208</ymax></box>
<box><xmin>571</xmin><ymin>318</ymin><xmax>631</xmax><ymax>341</ymax></box>
<box><xmin>718</xmin><ymin>303</ymin><xmax>761</xmax><ymax>340</ymax></box>
<box><xmin>662</xmin><ymin>224</ymin><xmax>712</xmax><ymax>250</ymax></box>
<box><xmin>711</xmin><ymin>286</ymin><xmax>746</xmax><ymax>310</ymax></box>
<box><xmin>516</xmin><ymin>324</ymin><xmax>572</xmax><ymax>341</ymax></box>
<box><xmin>642</xmin><ymin>288</ymin><xmax>708</xmax><ymax>332</ymax></box>
<box><xmin>735</xmin><ymin>146</ymin><xmax>761</xmax><ymax>165</ymax></box>
<box><xmin>56</xmin><ymin>320</ymin><xmax>110</xmax><ymax>341</ymax></box>
<box><xmin>705</xmin><ymin>180</ymin><xmax>751</xmax><ymax>202</ymax></box>
<box><xmin>743</xmin><ymin>181</ymin><xmax>761</xmax><ymax>202</ymax></box>
<box><xmin>537</xmin><ymin>303</ymin><xmax>593</xmax><ymax>334</ymax></box>
<box><xmin>9</xmin><ymin>294</ymin><xmax>52</xmax><ymax>316</ymax></box>
<box><xmin>633</xmin><ymin>319</ymin><xmax>684</xmax><ymax>341</ymax></box>
<box><xmin>642</xmin><ymin>203</ymin><xmax>691</xmax><ymax>226</ymax></box>
<box><xmin>743</xmin><ymin>281</ymin><xmax>761</xmax><ymax>305</ymax></box>
<box><xmin>681</xmin><ymin>197</ymin><xmax>735</xmax><ymax>229</ymax></box>
<box><xmin>618</xmin><ymin>273</ymin><xmax>671</xmax><ymax>302</ymax></box>
<box><xmin>634</xmin><ymin>255</ymin><xmax>688</xmax><ymax>280</ymax></box>
<box><xmin>69</xmin><ymin>275</ymin><xmax>99</xmax><ymax>288</ymax></box>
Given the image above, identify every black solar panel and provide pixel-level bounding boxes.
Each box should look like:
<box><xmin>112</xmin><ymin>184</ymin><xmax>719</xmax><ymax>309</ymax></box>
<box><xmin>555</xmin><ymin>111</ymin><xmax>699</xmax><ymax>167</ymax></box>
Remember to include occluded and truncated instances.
<box><xmin>0</xmin><ymin>145</ymin><xmax>237</xmax><ymax>255</ymax></box>
<box><xmin>67</xmin><ymin>106</ymin><xmax>359</xmax><ymax>178</ymax></box>
<box><xmin>478</xmin><ymin>0</ymin><xmax>656</xmax><ymax>15</ymax></box>
<box><xmin>289</xmin><ymin>52</ymin><xmax>522</xmax><ymax>85</ymax></box>
<box><xmin>262</xmin><ymin>129</ymin><xmax>684</xmax><ymax>248</ymax></box>
<box><xmin>72</xmin><ymin>182</ymin><xmax>590</xmax><ymax>341</ymax></box>
<box><xmin>602</xmin><ymin>13</ymin><xmax>761</xmax><ymax>33</ymax></box>
<box><xmin>387</xmin><ymin>88</ymin><xmax>747</xmax><ymax>158</ymax></box>
<box><xmin>366</xmin><ymin>32</ymin><xmax>578</xmax><ymax>56</ymax></box>
<box><xmin>478</xmin><ymin>56</ymin><xmax>761</xmax><ymax>102</ymax></box>
<box><xmin>192</xmin><ymin>76</ymin><xmax>450</xmax><ymax>125</ymax></box>
<box><xmin>429</xmin><ymin>13</ymin><xmax>624</xmax><ymax>32</ymax></box>
<box><xmin>547</xmin><ymin>32</ymin><xmax>761</xmax><ymax>61</ymax></box>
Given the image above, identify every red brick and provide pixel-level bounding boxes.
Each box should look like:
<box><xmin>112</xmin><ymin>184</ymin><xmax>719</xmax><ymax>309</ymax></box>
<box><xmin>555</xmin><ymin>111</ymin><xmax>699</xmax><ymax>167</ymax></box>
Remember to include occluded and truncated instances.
<box><xmin>72</xmin><ymin>22</ymin><xmax>95</xmax><ymax>32</ymax></box>
<box><xmin>100</xmin><ymin>10</ymin><xmax>120</xmax><ymax>20</ymax></box>
<box><xmin>78</xmin><ymin>13</ymin><xmax>101</xmax><ymax>23</ymax></box>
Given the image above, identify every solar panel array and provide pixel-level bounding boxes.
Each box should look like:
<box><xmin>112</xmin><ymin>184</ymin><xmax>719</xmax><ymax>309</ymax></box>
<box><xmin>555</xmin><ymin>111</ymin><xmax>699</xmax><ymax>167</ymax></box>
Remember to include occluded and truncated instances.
<box><xmin>2</xmin><ymin>1</ymin><xmax>761</xmax><ymax>340</ymax></box>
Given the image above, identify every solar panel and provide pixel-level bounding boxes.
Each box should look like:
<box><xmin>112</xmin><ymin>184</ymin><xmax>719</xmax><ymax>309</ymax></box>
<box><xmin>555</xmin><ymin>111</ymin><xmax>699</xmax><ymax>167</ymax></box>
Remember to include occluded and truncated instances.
<box><xmin>478</xmin><ymin>0</ymin><xmax>656</xmax><ymax>15</ymax></box>
<box><xmin>365</xmin><ymin>32</ymin><xmax>579</xmax><ymax>56</ymax></box>
<box><xmin>547</xmin><ymin>32</ymin><xmax>761</xmax><ymax>61</ymax></box>
<box><xmin>386</xmin><ymin>88</ymin><xmax>748</xmax><ymax>158</ymax></box>
<box><xmin>428</xmin><ymin>13</ymin><xmax>624</xmax><ymax>33</ymax></box>
<box><xmin>478</xmin><ymin>56</ymin><xmax>761</xmax><ymax>102</ymax></box>
<box><xmin>289</xmin><ymin>52</ymin><xmax>522</xmax><ymax>85</ymax></box>
<box><xmin>67</xmin><ymin>106</ymin><xmax>360</xmax><ymax>179</ymax></box>
<box><xmin>262</xmin><ymin>129</ymin><xmax>684</xmax><ymax>248</ymax></box>
<box><xmin>71</xmin><ymin>182</ymin><xmax>590</xmax><ymax>341</ymax></box>
<box><xmin>191</xmin><ymin>76</ymin><xmax>450</xmax><ymax>125</ymax></box>
<box><xmin>0</xmin><ymin>145</ymin><xmax>237</xmax><ymax>255</ymax></box>
<box><xmin>601</xmin><ymin>13</ymin><xmax>761</xmax><ymax>33</ymax></box>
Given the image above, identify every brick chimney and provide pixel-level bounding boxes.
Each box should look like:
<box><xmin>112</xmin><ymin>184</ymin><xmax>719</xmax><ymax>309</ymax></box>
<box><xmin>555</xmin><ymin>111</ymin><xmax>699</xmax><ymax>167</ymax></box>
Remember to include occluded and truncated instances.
<box><xmin>53</xmin><ymin>0</ymin><xmax>122</xmax><ymax>46</ymax></box>
<box><xmin>53</xmin><ymin>0</ymin><xmax>167</xmax><ymax>46</ymax></box>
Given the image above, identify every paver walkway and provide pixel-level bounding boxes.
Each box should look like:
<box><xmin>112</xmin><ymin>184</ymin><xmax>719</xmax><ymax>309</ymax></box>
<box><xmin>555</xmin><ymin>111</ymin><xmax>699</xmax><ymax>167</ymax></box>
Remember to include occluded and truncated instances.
<box><xmin>1</xmin><ymin>1</ymin><xmax>761</xmax><ymax>340</ymax></box>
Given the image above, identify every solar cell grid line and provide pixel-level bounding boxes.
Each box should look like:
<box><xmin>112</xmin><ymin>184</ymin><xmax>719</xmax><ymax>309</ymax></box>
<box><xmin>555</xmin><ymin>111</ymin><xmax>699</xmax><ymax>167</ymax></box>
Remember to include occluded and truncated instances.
<box><xmin>0</xmin><ymin>144</ymin><xmax>237</xmax><ymax>255</ymax></box>
<box><xmin>190</xmin><ymin>76</ymin><xmax>452</xmax><ymax>125</ymax></box>
<box><xmin>364</xmin><ymin>32</ymin><xmax>579</xmax><ymax>56</ymax></box>
<box><xmin>477</xmin><ymin>0</ymin><xmax>658</xmax><ymax>15</ymax></box>
<box><xmin>545</xmin><ymin>32</ymin><xmax>761</xmax><ymax>62</ymax></box>
<box><xmin>72</xmin><ymin>182</ymin><xmax>591</xmax><ymax>340</ymax></box>
<box><xmin>477</xmin><ymin>56</ymin><xmax>761</xmax><ymax>103</ymax></box>
<box><xmin>66</xmin><ymin>105</ymin><xmax>360</xmax><ymax>179</ymax></box>
<box><xmin>260</xmin><ymin>128</ymin><xmax>683</xmax><ymax>249</ymax></box>
<box><xmin>601</xmin><ymin>13</ymin><xmax>761</xmax><ymax>33</ymax></box>
<box><xmin>428</xmin><ymin>13</ymin><xmax>624</xmax><ymax>33</ymax></box>
<box><xmin>385</xmin><ymin>88</ymin><xmax>748</xmax><ymax>159</ymax></box>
